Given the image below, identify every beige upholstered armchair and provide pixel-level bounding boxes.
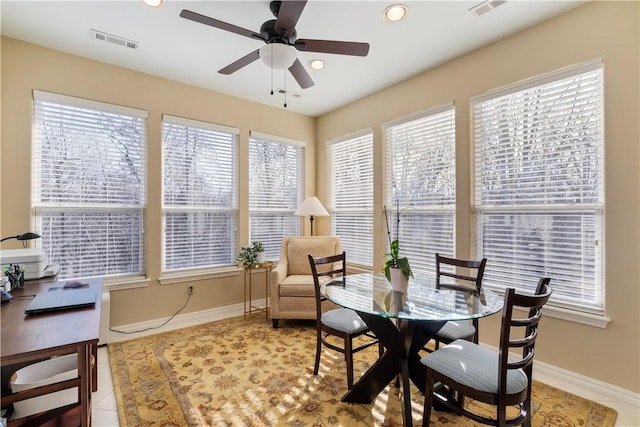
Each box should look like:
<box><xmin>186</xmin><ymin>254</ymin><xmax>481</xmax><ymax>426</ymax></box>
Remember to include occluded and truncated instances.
<box><xmin>270</xmin><ymin>236</ymin><xmax>341</xmax><ymax>328</ymax></box>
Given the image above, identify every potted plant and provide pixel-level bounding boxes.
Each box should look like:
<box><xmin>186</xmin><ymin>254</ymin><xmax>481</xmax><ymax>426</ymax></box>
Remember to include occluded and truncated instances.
<box><xmin>236</xmin><ymin>241</ymin><xmax>266</xmax><ymax>267</ymax></box>
<box><xmin>252</xmin><ymin>241</ymin><xmax>266</xmax><ymax>264</ymax></box>
<box><xmin>383</xmin><ymin>203</ymin><xmax>413</xmax><ymax>291</ymax></box>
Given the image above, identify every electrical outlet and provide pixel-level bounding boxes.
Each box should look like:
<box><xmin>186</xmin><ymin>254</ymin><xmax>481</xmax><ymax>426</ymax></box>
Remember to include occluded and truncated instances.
<box><xmin>188</xmin><ymin>285</ymin><xmax>194</xmax><ymax>295</ymax></box>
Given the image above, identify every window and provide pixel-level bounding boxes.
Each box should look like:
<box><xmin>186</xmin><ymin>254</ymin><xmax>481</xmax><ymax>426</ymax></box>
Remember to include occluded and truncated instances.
<box><xmin>162</xmin><ymin>115</ymin><xmax>238</xmax><ymax>271</ymax></box>
<box><xmin>329</xmin><ymin>131</ymin><xmax>374</xmax><ymax>267</ymax></box>
<box><xmin>249</xmin><ymin>131</ymin><xmax>304</xmax><ymax>261</ymax></box>
<box><xmin>383</xmin><ymin>105</ymin><xmax>456</xmax><ymax>275</ymax></box>
<box><xmin>472</xmin><ymin>60</ymin><xmax>604</xmax><ymax>314</ymax></box>
<box><xmin>32</xmin><ymin>90</ymin><xmax>147</xmax><ymax>279</ymax></box>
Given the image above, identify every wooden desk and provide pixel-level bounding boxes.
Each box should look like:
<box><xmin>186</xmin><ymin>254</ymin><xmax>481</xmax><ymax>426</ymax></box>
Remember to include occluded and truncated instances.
<box><xmin>1</xmin><ymin>277</ymin><xmax>102</xmax><ymax>426</ymax></box>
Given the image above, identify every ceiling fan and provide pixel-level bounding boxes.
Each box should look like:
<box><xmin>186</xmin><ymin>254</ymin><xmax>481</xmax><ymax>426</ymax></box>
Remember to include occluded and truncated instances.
<box><xmin>179</xmin><ymin>0</ymin><xmax>370</xmax><ymax>90</ymax></box>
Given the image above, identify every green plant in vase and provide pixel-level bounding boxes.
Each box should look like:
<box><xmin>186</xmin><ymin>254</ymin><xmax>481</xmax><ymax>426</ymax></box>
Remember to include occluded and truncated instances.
<box><xmin>236</xmin><ymin>241</ymin><xmax>266</xmax><ymax>267</ymax></box>
<box><xmin>383</xmin><ymin>202</ymin><xmax>413</xmax><ymax>285</ymax></box>
<box><xmin>236</xmin><ymin>244</ymin><xmax>258</xmax><ymax>267</ymax></box>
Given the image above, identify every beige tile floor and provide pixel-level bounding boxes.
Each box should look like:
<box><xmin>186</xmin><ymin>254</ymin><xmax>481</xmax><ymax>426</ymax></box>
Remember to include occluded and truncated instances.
<box><xmin>92</xmin><ymin>345</ymin><xmax>639</xmax><ymax>426</ymax></box>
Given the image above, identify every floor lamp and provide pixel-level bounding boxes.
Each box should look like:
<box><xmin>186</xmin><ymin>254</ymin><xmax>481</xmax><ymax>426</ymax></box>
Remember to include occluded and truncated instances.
<box><xmin>294</xmin><ymin>197</ymin><xmax>329</xmax><ymax>236</ymax></box>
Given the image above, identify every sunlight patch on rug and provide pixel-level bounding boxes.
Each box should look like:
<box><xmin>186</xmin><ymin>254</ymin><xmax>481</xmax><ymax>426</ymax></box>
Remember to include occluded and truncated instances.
<box><xmin>108</xmin><ymin>314</ymin><xmax>617</xmax><ymax>426</ymax></box>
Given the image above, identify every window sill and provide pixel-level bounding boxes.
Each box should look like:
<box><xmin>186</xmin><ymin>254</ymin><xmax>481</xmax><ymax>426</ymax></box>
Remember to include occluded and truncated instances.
<box><xmin>103</xmin><ymin>276</ymin><xmax>150</xmax><ymax>292</ymax></box>
<box><xmin>515</xmin><ymin>303</ymin><xmax>610</xmax><ymax>328</ymax></box>
<box><xmin>159</xmin><ymin>266</ymin><xmax>240</xmax><ymax>285</ymax></box>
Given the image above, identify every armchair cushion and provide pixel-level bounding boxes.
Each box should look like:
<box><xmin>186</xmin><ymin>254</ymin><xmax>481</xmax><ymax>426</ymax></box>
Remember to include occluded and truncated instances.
<box><xmin>286</xmin><ymin>237</ymin><xmax>338</xmax><ymax>275</ymax></box>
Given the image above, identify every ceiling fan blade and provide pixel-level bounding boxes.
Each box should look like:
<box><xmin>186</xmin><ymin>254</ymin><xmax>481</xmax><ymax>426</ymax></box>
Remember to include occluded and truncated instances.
<box><xmin>288</xmin><ymin>58</ymin><xmax>314</xmax><ymax>89</ymax></box>
<box><xmin>275</xmin><ymin>0</ymin><xmax>307</xmax><ymax>36</ymax></box>
<box><xmin>218</xmin><ymin>49</ymin><xmax>261</xmax><ymax>75</ymax></box>
<box><xmin>180</xmin><ymin>9</ymin><xmax>263</xmax><ymax>40</ymax></box>
<box><xmin>295</xmin><ymin>39</ymin><xmax>369</xmax><ymax>57</ymax></box>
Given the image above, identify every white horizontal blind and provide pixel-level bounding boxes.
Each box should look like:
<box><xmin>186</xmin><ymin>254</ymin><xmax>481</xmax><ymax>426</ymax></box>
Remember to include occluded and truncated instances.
<box><xmin>472</xmin><ymin>61</ymin><xmax>604</xmax><ymax>314</ymax></box>
<box><xmin>32</xmin><ymin>90</ymin><xmax>146</xmax><ymax>278</ymax></box>
<box><xmin>383</xmin><ymin>105</ymin><xmax>456</xmax><ymax>276</ymax></box>
<box><xmin>329</xmin><ymin>131</ymin><xmax>374</xmax><ymax>267</ymax></box>
<box><xmin>249</xmin><ymin>132</ymin><xmax>304</xmax><ymax>261</ymax></box>
<box><xmin>163</xmin><ymin>115</ymin><xmax>238</xmax><ymax>270</ymax></box>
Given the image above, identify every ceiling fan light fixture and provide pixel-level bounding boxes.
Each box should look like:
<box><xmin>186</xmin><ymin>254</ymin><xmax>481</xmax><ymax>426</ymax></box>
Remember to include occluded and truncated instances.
<box><xmin>259</xmin><ymin>43</ymin><xmax>297</xmax><ymax>70</ymax></box>
<box><xmin>308</xmin><ymin>59</ymin><xmax>326</xmax><ymax>70</ymax></box>
<box><xmin>141</xmin><ymin>0</ymin><xmax>165</xmax><ymax>7</ymax></box>
<box><xmin>384</xmin><ymin>4</ymin><xmax>407</xmax><ymax>22</ymax></box>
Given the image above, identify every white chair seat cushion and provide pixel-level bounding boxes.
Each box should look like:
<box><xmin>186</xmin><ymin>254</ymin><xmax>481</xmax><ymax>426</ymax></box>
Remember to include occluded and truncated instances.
<box><xmin>321</xmin><ymin>308</ymin><xmax>368</xmax><ymax>334</ymax></box>
<box><xmin>436</xmin><ymin>320</ymin><xmax>476</xmax><ymax>340</ymax></box>
<box><xmin>421</xmin><ymin>339</ymin><xmax>528</xmax><ymax>395</ymax></box>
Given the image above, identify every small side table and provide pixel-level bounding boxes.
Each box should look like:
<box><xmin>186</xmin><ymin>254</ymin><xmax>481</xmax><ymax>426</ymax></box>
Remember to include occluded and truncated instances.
<box><xmin>243</xmin><ymin>261</ymin><xmax>273</xmax><ymax>320</ymax></box>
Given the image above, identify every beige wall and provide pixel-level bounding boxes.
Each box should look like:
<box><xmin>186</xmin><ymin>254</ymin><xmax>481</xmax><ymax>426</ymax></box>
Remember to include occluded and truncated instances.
<box><xmin>1</xmin><ymin>1</ymin><xmax>638</xmax><ymax>394</ymax></box>
<box><xmin>0</xmin><ymin>37</ymin><xmax>316</xmax><ymax>326</ymax></box>
<box><xmin>316</xmin><ymin>1</ymin><xmax>639</xmax><ymax>392</ymax></box>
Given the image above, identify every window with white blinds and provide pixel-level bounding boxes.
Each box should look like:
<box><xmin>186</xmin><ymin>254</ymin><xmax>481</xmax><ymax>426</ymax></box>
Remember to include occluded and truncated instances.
<box><xmin>472</xmin><ymin>60</ymin><xmax>604</xmax><ymax>314</ymax></box>
<box><xmin>249</xmin><ymin>131</ymin><xmax>304</xmax><ymax>261</ymax></box>
<box><xmin>32</xmin><ymin>90</ymin><xmax>147</xmax><ymax>279</ymax></box>
<box><xmin>329</xmin><ymin>131</ymin><xmax>374</xmax><ymax>267</ymax></box>
<box><xmin>383</xmin><ymin>105</ymin><xmax>456</xmax><ymax>276</ymax></box>
<box><xmin>162</xmin><ymin>115</ymin><xmax>238</xmax><ymax>271</ymax></box>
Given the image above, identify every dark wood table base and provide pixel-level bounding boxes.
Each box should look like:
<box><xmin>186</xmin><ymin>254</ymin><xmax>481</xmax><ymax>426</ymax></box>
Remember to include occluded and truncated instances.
<box><xmin>342</xmin><ymin>313</ymin><xmax>447</xmax><ymax>427</ymax></box>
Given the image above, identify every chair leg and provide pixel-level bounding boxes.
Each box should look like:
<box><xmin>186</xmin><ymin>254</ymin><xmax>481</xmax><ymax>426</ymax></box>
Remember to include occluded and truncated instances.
<box><xmin>272</xmin><ymin>319</ymin><xmax>279</xmax><ymax>328</ymax></box>
<box><xmin>345</xmin><ymin>337</ymin><xmax>354</xmax><ymax>389</ymax></box>
<box><xmin>522</xmin><ymin>394</ymin><xmax>532</xmax><ymax>427</ymax></box>
<box><xmin>313</xmin><ymin>328</ymin><xmax>322</xmax><ymax>376</ymax></box>
<box><xmin>497</xmin><ymin>396</ymin><xmax>506</xmax><ymax>427</ymax></box>
<box><xmin>422</xmin><ymin>368</ymin><xmax>434</xmax><ymax>427</ymax></box>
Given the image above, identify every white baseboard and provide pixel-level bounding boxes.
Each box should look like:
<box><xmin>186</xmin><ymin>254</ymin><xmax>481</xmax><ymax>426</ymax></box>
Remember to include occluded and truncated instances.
<box><xmin>106</xmin><ymin>300</ymin><xmax>254</xmax><ymax>344</ymax></box>
<box><xmin>106</xmin><ymin>299</ymin><xmax>638</xmax><ymax>411</ymax></box>
<box><xmin>533</xmin><ymin>358</ymin><xmax>640</xmax><ymax>407</ymax></box>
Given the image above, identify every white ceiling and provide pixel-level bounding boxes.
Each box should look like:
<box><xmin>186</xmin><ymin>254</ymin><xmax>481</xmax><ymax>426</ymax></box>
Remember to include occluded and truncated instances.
<box><xmin>1</xmin><ymin>0</ymin><xmax>584</xmax><ymax>117</ymax></box>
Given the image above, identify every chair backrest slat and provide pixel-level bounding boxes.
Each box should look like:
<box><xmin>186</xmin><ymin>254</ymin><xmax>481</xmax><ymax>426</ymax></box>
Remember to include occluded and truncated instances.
<box><xmin>308</xmin><ymin>252</ymin><xmax>346</xmax><ymax>317</ymax></box>
<box><xmin>436</xmin><ymin>253</ymin><xmax>487</xmax><ymax>294</ymax></box>
<box><xmin>498</xmin><ymin>278</ymin><xmax>552</xmax><ymax>394</ymax></box>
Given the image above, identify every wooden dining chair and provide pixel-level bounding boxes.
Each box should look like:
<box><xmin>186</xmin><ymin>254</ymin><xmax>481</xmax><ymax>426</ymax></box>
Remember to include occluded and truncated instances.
<box><xmin>420</xmin><ymin>277</ymin><xmax>552</xmax><ymax>427</ymax></box>
<box><xmin>308</xmin><ymin>252</ymin><xmax>381</xmax><ymax>389</ymax></box>
<box><xmin>431</xmin><ymin>253</ymin><xmax>487</xmax><ymax>350</ymax></box>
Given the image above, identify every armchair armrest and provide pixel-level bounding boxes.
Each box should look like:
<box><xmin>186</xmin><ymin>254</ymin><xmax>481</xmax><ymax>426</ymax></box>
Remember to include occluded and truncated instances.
<box><xmin>270</xmin><ymin>262</ymin><xmax>287</xmax><ymax>294</ymax></box>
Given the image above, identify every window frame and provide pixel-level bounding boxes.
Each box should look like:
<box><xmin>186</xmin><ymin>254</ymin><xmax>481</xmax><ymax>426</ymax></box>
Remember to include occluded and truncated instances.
<box><xmin>161</xmin><ymin>114</ymin><xmax>239</xmax><ymax>274</ymax></box>
<box><xmin>328</xmin><ymin>129</ymin><xmax>374</xmax><ymax>268</ymax></box>
<box><xmin>382</xmin><ymin>103</ymin><xmax>457</xmax><ymax>277</ymax></box>
<box><xmin>32</xmin><ymin>90</ymin><xmax>147</xmax><ymax>280</ymax></box>
<box><xmin>248</xmin><ymin>131</ymin><xmax>305</xmax><ymax>261</ymax></box>
<box><xmin>471</xmin><ymin>59</ymin><xmax>606</xmax><ymax>323</ymax></box>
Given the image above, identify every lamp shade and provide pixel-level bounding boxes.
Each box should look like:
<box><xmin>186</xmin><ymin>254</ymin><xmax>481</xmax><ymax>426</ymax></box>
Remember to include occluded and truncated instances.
<box><xmin>294</xmin><ymin>197</ymin><xmax>329</xmax><ymax>217</ymax></box>
<box><xmin>259</xmin><ymin>43</ymin><xmax>297</xmax><ymax>70</ymax></box>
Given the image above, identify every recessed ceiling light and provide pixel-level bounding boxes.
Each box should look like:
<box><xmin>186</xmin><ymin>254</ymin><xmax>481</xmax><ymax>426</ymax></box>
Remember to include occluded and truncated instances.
<box><xmin>308</xmin><ymin>59</ymin><xmax>326</xmax><ymax>70</ymax></box>
<box><xmin>142</xmin><ymin>0</ymin><xmax>165</xmax><ymax>7</ymax></box>
<box><xmin>384</xmin><ymin>4</ymin><xmax>407</xmax><ymax>22</ymax></box>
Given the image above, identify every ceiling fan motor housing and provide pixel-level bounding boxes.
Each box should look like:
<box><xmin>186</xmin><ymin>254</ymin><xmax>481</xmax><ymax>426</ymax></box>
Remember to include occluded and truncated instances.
<box><xmin>260</xmin><ymin>20</ymin><xmax>297</xmax><ymax>45</ymax></box>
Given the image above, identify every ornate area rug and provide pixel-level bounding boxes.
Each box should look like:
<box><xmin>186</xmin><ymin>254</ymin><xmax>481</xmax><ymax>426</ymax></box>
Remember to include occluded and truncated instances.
<box><xmin>108</xmin><ymin>314</ymin><xmax>617</xmax><ymax>426</ymax></box>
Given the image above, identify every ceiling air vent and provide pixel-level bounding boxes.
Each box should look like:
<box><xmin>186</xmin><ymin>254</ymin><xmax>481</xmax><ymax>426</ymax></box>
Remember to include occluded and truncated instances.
<box><xmin>276</xmin><ymin>88</ymin><xmax>302</xmax><ymax>98</ymax></box>
<box><xmin>90</xmin><ymin>29</ymin><xmax>139</xmax><ymax>50</ymax></box>
<box><xmin>469</xmin><ymin>0</ymin><xmax>506</xmax><ymax>16</ymax></box>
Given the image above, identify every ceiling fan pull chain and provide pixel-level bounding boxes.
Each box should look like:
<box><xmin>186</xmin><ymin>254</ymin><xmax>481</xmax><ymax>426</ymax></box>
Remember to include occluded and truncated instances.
<box><xmin>283</xmin><ymin>69</ymin><xmax>287</xmax><ymax>108</ymax></box>
<box><xmin>270</xmin><ymin>45</ymin><xmax>274</xmax><ymax>95</ymax></box>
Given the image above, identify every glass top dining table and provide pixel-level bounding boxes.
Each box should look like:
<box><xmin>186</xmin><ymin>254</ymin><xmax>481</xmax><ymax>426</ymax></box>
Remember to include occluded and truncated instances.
<box><xmin>321</xmin><ymin>272</ymin><xmax>503</xmax><ymax>322</ymax></box>
<box><xmin>320</xmin><ymin>272</ymin><xmax>504</xmax><ymax>427</ymax></box>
